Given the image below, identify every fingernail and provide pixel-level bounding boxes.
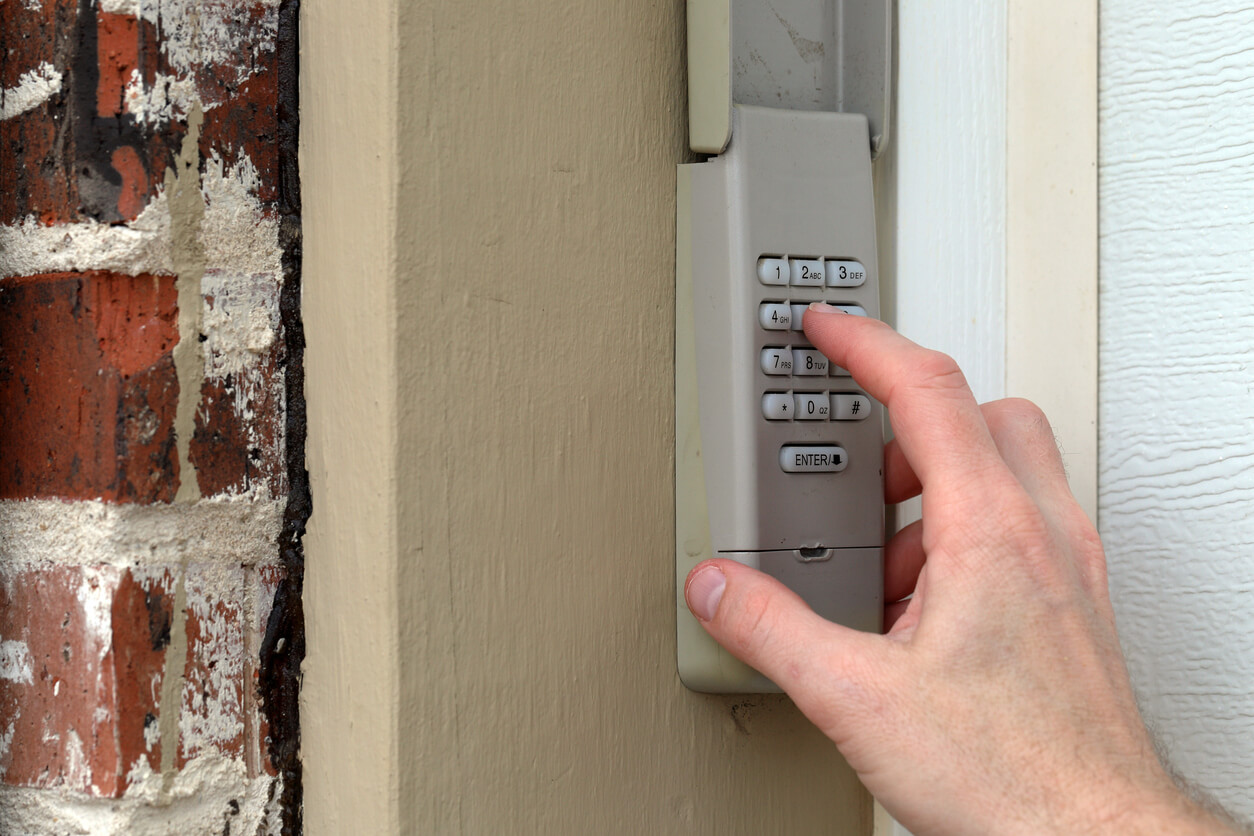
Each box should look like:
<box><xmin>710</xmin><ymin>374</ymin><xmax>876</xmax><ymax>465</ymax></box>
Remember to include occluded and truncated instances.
<box><xmin>808</xmin><ymin>301</ymin><xmax>846</xmax><ymax>313</ymax></box>
<box><xmin>686</xmin><ymin>564</ymin><xmax>726</xmax><ymax>621</ymax></box>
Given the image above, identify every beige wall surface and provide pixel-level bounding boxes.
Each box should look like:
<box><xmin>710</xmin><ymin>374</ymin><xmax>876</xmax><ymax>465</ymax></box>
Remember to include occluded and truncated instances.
<box><xmin>304</xmin><ymin>0</ymin><xmax>870</xmax><ymax>833</ymax></box>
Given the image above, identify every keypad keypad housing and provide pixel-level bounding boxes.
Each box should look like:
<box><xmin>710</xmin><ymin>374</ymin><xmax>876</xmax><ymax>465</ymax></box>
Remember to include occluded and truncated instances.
<box><xmin>676</xmin><ymin>106</ymin><xmax>884</xmax><ymax>692</ymax></box>
<box><xmin>678</xmin><ymin>106</ymin><xmax>883</xmax><ymax>563</ymax></box>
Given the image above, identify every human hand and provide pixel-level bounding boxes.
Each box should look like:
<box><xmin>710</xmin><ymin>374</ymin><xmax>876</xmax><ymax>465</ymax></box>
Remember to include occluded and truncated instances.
<box><xmin>683</xmin><ymin>304</ymin><xmax>1244</xmax><ymax>835</ymax></box>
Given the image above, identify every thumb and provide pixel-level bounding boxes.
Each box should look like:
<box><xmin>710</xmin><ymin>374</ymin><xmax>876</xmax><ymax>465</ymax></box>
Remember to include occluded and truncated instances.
<box><xmin>685</xmin><ymin>559</ymin><xmax>879</xmax><ymax>711</ymax></box>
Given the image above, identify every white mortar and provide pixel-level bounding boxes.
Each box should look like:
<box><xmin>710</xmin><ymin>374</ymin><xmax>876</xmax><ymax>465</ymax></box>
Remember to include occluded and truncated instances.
<box><xmin>0</xmin><ymin>499</ymin><xmax>283</xmax><ymax>570</ymax></box>
<box><xmin>0</xmin><ymin>753</ymin><xmax>281</xmax><ymax>835</ymax></box>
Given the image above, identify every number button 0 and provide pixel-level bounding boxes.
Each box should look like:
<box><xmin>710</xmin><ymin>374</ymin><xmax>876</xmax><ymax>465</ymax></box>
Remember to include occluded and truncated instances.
<box><xmin>761</xmin><ymin>347</ymin><xmax>793</xmax><ymax>375</ymax></box>
<box><xmin>758</xmin><ymin>303</ymin><xmax>793</xmax><ymax>330</ymax></box>
<box><xmin>757</xmin><ymin>257</ymin><xmax>790</xmax><ymax>286</ymax></box>
<box><xmin>793</xmin><ymin>393</ymin><xmax>829</xmax><ymax>420</ymax></box>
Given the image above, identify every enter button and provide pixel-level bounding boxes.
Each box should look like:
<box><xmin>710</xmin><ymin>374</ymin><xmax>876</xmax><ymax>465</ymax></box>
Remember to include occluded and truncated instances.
<box><xmin>779</xmin><ymin>445</ymin><xmax>848</xmax><ymax>473</ymax></box>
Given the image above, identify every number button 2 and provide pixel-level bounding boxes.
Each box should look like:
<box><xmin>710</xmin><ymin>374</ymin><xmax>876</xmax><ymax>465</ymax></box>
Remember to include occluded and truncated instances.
<box><xmin>790</xmin><ymin>259</ymin><xmax>825</xmax><ymax>287</ymax></box>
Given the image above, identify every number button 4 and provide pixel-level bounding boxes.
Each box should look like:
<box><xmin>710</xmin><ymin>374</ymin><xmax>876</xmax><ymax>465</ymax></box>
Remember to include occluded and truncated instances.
<box><xmin>758</xmin><ymin>302</ymin><xmax>793</xmax><ymax>330</ymax></box>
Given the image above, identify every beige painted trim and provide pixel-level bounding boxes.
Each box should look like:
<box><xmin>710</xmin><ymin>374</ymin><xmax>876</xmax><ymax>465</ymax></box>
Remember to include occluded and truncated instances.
<box><xmin>300</xmin><ymin>0</ymin><xmax>402</xmax><ymax>831</ymax></box>
<box><xmin>1006</xmin><ymin>0</ymin><xmax>1099</xmax><ymax>522</ymax></box>
<box><xmin>301</xmin><ymin>0</ymin><xmax>873</xmax><ymax>831</ymax></box>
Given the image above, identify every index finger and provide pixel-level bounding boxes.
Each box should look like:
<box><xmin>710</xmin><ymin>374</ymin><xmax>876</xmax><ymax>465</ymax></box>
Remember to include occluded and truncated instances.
<box><xmin>803</xmin><ymin>304</ymin><xmax>1006</xmax><ymax>494</ymax></box>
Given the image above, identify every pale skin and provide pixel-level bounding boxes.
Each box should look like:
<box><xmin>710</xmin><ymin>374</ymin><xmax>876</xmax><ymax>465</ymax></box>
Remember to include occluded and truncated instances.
<box><xmin>684</xmin><ymin>304</ymin><xmax>1248</xmax><ymax>836</ymax></box>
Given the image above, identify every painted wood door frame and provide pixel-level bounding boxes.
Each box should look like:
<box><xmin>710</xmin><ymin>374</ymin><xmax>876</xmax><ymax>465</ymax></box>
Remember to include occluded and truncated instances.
<box><xmin>1006</xmin><ymin>0</ymin><xmax>1098</xmax><ymax>523</ymax></box>
<box><xmin>877</xmin><ymin>0</ymin><xmax>1097</xmax><ymax>831</ymax></box>
<box><xmin>886</xmin><ymin>0</ymin><xmax>1097</xmax><ymax>520</ymax></box>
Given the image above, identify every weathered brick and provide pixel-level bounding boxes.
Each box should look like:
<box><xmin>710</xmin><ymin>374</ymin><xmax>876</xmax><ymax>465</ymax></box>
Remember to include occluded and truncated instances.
<box><xmin>0</xmin><ymin>0</ymin><xmax>279</xmax><ymax>224</ymax></box>
<box><xmin>175</xmin><ymin>566</ymin><xmax>245</xmax><ymax>767</ymax></box>
<box><xmin>0</xmin><ymin>0</ymin><xmax>73</xmax><ymax>224</ymax></box>
<box><xmin>0</xmin><ymin>269</ymin><xmax>286</xmax><ymax>502</ymax></box>
<box><xmin>0</xmin><ymin>565</ymin><xmax>141</xmax><ymax>796</ymax></box>
<box><xmin>194</xmin><ymin>4</ymin><xmax>282</xmax><ymax>209</ymax></box>
<box><xmin>0</xmin><ymin>0</ymin><xmax>303</xmax><ymax>825</ymax></box>
<box><xmin>109</xmin><ymin>567</ymin><xmax>172</xmax><ymax>782</ymax></box>
<box><xmin>192</xmin><ymin>270</ymin><xmax>287</xmax><ymax>499</ymax></box>
<box><xmin>0</xmin><ymin>272</ymin><xmax>180</xmax><ymax>502</ymax></box>
<box><xmin>253</xmin><ymin>562</ymin><xmax>284</xmax><ymax>778</ymax></box>
<box><xmin>95</xmin><ymin>12</ymin><xmax>140</xmax><ymax>117</ymax></box>
<box><xmin>0</xmin><ymin>561</ymin><xmax>277</xmax><ymax>797</ymax></box>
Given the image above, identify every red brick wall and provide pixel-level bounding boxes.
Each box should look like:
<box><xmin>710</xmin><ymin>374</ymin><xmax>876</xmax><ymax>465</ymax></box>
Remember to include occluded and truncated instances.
<box><xmin>0</xmin><ymin>0</ymin><xmax>304</xmax><ymax>832</ymax></box>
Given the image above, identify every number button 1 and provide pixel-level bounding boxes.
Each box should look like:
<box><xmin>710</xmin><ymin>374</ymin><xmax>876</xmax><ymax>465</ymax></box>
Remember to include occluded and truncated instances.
<box><xmin>757</xmin><ymin>257</ymin><xmax>790</xmax><ymax>286</ymax></box>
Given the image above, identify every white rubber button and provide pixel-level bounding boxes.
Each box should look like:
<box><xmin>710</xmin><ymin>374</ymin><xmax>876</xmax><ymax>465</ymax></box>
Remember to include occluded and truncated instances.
<box><xmin>761</xmin><ymin>347</ymin><xmax>793</xmax><ymax>375</ymax></box>
<box><xmin>793</xmin><ymin>393</ymin><xmax>830</xmax><ymax>420</ymax></box>
<box><xmin>759</xmin><ymin>303</ymin><xmax>792</xmax><ymax>330</ymax></box>
<box><xmin>780</xmin><ymin>445</ymin><xmax>848</xmax><ymax>473</ymax></box>
<box><xmin>830</xmin><ymin>364</ymin><xmax>852</xmax><ymax>377</ymax></box>
<box><xmin>825</xmin><ymin>260</ymin><xmax>867</xmax><ymax>287</ymax></box>
<box><xmin>757</xmin><ymin>257</ymin><xmax>790</xmax><ymax>286</ymax></box>
<box><xmin>832</xmin><ymin>393</ymin><xmax>871</xmax><ymax>421</ymax></box>
<box><xmin>831</xmin><ymin>304</ymin><xmax>867</xmax><ymax>316</ymax></box>
<box><xmin>790</xmin><ymin>303</ymin><xmax>807</xmax><ymax>331</ymax></box>
<box><xmin>790</xmin><ymin>258</ymin><xmax>825</xmax><ymax>286</ymax></box>
<box><xmin>791</xmin><ymin>348</ymin><xmax>829</xmax><ymax>376</ymax></box>
<box><xmin>762</xmin><ymin>393</ymin><xmax>793</xmax><ymax>420</ymax></box>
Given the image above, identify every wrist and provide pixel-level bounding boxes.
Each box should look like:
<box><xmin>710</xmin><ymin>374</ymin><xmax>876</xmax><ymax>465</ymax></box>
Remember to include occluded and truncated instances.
<box><xmin>1091</xmin><ymin>776</ymin><xmax>1245</xmax><ymax>836</ymax></box>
